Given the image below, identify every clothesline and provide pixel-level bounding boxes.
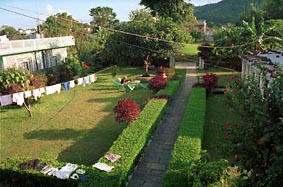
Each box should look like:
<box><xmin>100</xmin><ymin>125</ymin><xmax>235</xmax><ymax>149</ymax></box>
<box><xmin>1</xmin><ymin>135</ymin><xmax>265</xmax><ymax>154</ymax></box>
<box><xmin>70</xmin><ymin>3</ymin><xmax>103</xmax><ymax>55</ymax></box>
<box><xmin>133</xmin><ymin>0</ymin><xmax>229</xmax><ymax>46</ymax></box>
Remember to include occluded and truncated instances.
<box><xmin>0</xmin><ymin>73</ymin><xmax>97</xmax><ymax>107</ymax></box>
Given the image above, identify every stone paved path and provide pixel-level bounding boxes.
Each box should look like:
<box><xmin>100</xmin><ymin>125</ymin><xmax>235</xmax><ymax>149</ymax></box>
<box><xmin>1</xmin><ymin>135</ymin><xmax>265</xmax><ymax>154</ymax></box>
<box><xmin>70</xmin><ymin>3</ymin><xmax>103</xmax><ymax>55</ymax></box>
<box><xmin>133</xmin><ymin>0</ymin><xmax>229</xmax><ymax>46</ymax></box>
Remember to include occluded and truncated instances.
<box><xmin>128</xmin><ymin>61</ymin><xmax>197</xmax><ymax>187</ymax></box>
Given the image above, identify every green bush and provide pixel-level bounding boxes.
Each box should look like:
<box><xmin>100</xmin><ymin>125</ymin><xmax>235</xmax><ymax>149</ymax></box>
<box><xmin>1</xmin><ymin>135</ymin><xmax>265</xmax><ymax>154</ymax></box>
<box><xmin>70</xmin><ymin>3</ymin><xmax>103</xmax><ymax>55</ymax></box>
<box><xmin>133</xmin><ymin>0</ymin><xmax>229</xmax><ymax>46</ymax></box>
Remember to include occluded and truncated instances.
<box><xmin>188</xmin><ymin>151</ymin><xmax>229</xmax><ymax>186</ymax></box>
<box><xmin>0</xmin><ymin>157</ymin><xmax>85</xmax><ymax>187</ymax></box>
<box><xmin>163</xmin><ymin>88</ymin><xmax>206</xmax><ymax>187</ymax></box>
<box><xmin>80</xmin><ymin>99</ymin><xmax>168</xmax><ymax>187</ymax></box>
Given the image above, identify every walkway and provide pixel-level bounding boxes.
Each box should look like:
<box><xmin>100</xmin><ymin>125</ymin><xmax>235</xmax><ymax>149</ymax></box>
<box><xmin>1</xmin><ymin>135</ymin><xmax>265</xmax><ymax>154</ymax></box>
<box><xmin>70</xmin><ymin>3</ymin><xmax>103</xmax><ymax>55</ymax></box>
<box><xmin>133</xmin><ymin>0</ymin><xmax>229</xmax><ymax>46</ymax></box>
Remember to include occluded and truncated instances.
<box><xmin>128</xmin><ymin>61</ymin><xmax>197</xmax><ymax>187</ymax></box>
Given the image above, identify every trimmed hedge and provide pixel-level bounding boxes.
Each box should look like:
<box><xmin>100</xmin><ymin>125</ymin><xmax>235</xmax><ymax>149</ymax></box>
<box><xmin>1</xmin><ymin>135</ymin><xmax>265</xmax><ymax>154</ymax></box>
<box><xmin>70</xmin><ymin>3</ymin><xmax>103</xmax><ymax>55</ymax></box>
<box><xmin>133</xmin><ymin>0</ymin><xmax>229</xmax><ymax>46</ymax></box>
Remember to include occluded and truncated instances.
<box><xmin>163</xmin><ymin>88</ymin><xmax>206</xmax><ymax>187</ymax></box>
<box><xmin>0</xmin><ymin>157</ymin><xmax>88</xmax><ymax>187</ymax></box>
<box><xmin>0</xmin><ymin>70</ymin><xmax>185</xmax><ymax>187</ymax></box>
<box><xmin>80</xmin><ymin>99</ymin><xmax>168</xmax><ymax>187</ymax></box>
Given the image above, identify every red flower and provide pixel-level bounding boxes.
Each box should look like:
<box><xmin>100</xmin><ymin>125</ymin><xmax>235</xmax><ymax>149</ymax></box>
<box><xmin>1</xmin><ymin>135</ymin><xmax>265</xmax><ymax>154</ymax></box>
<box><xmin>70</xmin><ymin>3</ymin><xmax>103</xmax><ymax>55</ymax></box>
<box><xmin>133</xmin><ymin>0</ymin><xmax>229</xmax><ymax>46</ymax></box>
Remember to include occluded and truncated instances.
<box><xmin>230</xmin><ymin>76</ymin><xmax>235</xmax><ymax>80</ymax></box>
<box><xmin>225</xmin><ymin>121</ymin><xmax>230</xmax><ymax>128</ymax></box>
<box><xmin>225</xmin><ymin>132</ymin><xmax>230</xmax><ymax>138</ymax></box>
<box><xmin>237</xmin><ymin>79</ymin><xmax>241</xmax><ymax>83</ymax></box>
<box><xmin>232</xmin><ymin>88</ymin><xmax>237</xmax><ymax>92</ymax></box>
<box><xmin>224</xmin><ymin>90</ymin><xmax>227</xmax><ymax>95</ymax></box>
<box><xmin>257</xmin><ymin>137</ymin><xmax>263</xmax><ymax>143</ymax></box>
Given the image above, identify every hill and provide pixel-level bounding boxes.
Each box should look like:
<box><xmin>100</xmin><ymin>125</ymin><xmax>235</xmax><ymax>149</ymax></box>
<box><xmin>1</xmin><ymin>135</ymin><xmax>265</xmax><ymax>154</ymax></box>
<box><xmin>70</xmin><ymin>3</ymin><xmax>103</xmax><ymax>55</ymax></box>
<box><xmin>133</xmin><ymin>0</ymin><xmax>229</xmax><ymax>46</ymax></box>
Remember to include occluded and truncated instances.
<box><xmin>194</xmin><ymin>0</ymin><xmax>265</xmax><ymax>25</ymax></box>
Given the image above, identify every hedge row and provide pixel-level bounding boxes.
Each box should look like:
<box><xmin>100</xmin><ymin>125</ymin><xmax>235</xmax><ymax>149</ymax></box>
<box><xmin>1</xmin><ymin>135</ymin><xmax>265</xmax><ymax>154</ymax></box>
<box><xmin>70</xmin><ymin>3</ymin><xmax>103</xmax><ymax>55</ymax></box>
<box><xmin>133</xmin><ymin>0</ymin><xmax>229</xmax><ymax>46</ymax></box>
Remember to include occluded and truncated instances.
<box><xmin>0</xmin><ymin>70</ymin><xmax>185</xmax><ymax>187</ymax></box>
<box><xmin>80</xmin><ymin>72</ymin><xmax>185</xmax><ymax>187</ymax></box>
<box><xmin>0</xmin><ymin>157</ymin><xmax>88</xmax><ymax>187</ymax></box>
<box><xmin>163</xmin><ymin>88</ymin><xmax>206</xmax><ymax>187</ymax></box>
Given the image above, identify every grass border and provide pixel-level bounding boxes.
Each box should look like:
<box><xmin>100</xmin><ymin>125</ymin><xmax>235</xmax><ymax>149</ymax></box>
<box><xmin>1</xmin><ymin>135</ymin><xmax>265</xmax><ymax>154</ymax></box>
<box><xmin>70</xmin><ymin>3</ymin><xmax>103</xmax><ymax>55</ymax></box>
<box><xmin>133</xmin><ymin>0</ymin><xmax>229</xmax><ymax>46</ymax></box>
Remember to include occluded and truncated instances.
<box><xmin>163</xmin><ymin>88</ymin><xmax>206</xmax><ymax>187</ymax></box>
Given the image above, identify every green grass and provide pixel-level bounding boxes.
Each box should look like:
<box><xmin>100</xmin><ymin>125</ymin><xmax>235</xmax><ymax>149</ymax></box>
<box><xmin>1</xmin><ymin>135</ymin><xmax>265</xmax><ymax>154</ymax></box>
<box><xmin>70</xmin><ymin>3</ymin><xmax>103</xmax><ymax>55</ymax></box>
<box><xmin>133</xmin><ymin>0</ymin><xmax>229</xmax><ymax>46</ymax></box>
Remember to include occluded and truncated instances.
<box><xmin>178</xmin><ymin>43</ymin><xmax>200</xmax><ymax>56</ymax></box>
<box><xmin>0</xmin><ymin>67</ymin><xmax>155</xmax><ymax>166</ymax></box>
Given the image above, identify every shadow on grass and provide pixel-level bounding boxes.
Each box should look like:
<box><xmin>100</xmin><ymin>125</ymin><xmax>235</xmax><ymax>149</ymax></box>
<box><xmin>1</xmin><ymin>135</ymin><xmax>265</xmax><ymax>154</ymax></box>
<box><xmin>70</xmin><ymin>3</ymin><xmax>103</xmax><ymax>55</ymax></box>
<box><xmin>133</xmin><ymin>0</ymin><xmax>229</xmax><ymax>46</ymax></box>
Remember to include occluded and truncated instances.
<box><xmin>24</xmin><ymin>128</ymin><xmax>88</xmax><ymax>140</ymax></box>
<box><xmin>56</xmin><ymin>115</ymin><xmax>126</xmax><ymax>166</ymax></box>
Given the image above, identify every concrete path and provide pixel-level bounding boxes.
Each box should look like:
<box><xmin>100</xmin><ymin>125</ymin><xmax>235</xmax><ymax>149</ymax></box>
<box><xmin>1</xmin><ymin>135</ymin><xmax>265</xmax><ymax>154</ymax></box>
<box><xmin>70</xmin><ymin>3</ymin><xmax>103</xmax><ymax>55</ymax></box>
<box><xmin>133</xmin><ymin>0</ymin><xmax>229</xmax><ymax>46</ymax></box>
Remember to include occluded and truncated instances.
<box><xmin>128</xmin><ymin>61</ymin><xmax>197</xmax><ymax>187</ymax></box>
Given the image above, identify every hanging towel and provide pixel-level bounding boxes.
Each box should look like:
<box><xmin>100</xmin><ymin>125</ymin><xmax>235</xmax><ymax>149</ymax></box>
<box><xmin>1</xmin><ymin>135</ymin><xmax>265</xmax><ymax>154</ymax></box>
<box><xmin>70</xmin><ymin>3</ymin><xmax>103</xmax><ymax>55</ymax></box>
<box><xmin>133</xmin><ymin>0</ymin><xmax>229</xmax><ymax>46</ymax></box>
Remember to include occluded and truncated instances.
<box><xmin>24</xmin><ymin>90</ymin><xmax>32</xmax><ymax>98</ymax></box>
<box><xmin>77</xmin><ymin>78</ymin><xmax>83</xmax><ymax>85</ymax></box>
<box><xmin>63</xmin><ymin>82</ymin><xmax>70</xmax><ymax>91</ymax></box>
<box><xmin>32</xmin><ymin>89</ymin><xmax>41</xmax><ymax>101</ymax></box>
<box><xmin>0</xmin><ymin>94</ymin><xmax>13</xmax><ymax>106</ymax></box>
<box><xmin>39</xmin><ymin>87</ymin><xmax>45</xmax><ymax>95</ymax></box>
<box><xmin>45</xmin><ymin>85</ymin><xmax>56</xmax><ymax>95</ymax></box>
<box><xmin>69</xmin><ymin>80</ymin><xmax>75</xmax><ymax>88</ymax></box>
<box><xmin>83</xmin><ymin>76</ymin><xmax>90</xmax><ymax>85</ymax></box>
<box><xmin>55</xmin><ymin>84</ymin><xmax>61</xmax><ymax>93</ymax></box>
<box><xmin>12</xmin><ymin>92</ymin><xmax>25</xmax><ymax>106</ymax></box>
<box><xmin>89</xmin><ymin>74</ymin><xmax>95</xmax><ymax>83</ymax></box>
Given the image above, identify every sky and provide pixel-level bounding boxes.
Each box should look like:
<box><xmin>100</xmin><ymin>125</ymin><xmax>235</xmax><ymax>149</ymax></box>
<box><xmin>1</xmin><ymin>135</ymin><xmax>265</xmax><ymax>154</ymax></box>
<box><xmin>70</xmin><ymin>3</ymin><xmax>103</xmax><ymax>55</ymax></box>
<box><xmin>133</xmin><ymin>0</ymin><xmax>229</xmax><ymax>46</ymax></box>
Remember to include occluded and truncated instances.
<box><xmin>0</xmin><ymin>0</ymin><xmax>222</xmax><ymax>29</ymax></box>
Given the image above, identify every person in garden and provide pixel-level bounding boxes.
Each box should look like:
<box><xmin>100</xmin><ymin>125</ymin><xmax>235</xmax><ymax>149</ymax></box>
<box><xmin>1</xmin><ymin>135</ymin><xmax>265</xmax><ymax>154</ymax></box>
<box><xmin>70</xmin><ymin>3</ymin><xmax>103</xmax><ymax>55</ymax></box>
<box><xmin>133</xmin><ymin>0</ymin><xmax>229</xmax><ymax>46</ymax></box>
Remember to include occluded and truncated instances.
<box><xmin>120</xmin><ymin>76</ymin><xmax>130</xmax><ymax>85</ymax></box>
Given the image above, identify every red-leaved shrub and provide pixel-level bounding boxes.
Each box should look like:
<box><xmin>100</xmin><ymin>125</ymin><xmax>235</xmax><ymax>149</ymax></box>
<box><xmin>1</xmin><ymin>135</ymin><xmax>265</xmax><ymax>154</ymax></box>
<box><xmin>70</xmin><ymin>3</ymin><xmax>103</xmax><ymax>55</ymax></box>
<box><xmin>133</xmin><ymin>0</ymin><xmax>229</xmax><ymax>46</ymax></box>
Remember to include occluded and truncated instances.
<box><xmin>113</xmin><ymin>98</ymin><xmax>141</xmax><ymax>124</ymax></box>
<box><xmin>149</xmin><ymin>75</ymin><xmax>167</xmax><ymax>92</ymax></box>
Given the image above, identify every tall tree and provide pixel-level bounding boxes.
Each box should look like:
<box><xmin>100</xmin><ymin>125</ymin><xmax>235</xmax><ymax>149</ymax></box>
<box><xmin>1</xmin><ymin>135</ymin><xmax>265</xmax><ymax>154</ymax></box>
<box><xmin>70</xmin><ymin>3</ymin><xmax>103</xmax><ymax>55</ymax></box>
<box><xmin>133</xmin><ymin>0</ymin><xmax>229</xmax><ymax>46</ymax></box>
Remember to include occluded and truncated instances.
<box><xmin>101</xmin><ymin>10</ymin><xmax>192</xmax><ymax>69</ymax></box>
<box><xmin>40</xmin><ymin>12</ymin><xmax>73</xmax><ymax>37</ymax></box>
<box><xmin>140</xmin><ymin>0</ymin><xmax>195</xmax><ymax>23</ymax></box>
<box><xmin>89</xmin><ymin>6</ymin><xmax>119</xmax><ymax>29</ymax></box>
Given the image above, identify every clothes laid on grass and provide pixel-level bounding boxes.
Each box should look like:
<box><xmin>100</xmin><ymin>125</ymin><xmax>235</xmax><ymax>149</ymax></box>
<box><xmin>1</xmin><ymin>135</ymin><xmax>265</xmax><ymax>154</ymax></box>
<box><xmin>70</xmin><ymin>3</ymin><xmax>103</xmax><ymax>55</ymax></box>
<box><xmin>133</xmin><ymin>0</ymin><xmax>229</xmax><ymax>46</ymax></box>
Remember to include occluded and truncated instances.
<box><xmin>0</xmin><ymin>94</ymin><xmax>13</xmax><ymax>106</ymax></box>
<box><xmin>92</xmin><ymin>162</ymin><xmax>114</xmax><ymax>172</ymax></box>
<box><xmin>83</xmin><ymin>76</ymin><xmax>90</xmax><ymax>86</ymax></box>
<box><xmin>104</xmin><ymin>153</ymin><xmax>121</xmax><ymax>163</ymax></box>
<box><xmin>12</xmin><ymin>92</ymin><xmax>25</xmax><ymax>106</ymax></box>
<box><xmin>53</xmin><ymin>163</ymin><xmax>78</xmax><ymax>179</ymax></box>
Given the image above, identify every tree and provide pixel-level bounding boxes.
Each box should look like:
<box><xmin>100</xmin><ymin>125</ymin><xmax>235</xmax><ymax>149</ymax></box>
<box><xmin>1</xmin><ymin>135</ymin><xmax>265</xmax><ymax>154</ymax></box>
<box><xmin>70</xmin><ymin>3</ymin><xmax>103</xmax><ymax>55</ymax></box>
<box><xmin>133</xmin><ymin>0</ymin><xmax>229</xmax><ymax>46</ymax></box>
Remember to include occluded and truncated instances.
<box><xmin>262</xmin><ymin>0</ymin><xmax>283</xmax><ymax>19</ymax></box>
<box><xmin>140</xmin><ymin>0</ymin><xmax>195</xmax><ymax>23</ymax></box>
<box><xmin>40</xmin><ymin>12</ymin><xmax>73</xmax><ymax>37</ymax></box>
<box><xmin>0</xmin><ymin>25</ymin><xmax>28</xmax><ymax>40</ymax></box>
<box><xmin>101</xmin><ymin>10</ymin><xmax>192</xmax><ymax>71</ymax></box>
<box><xmin>89</xmin><ymin>6</ymin><xmax>119</xmax><ymax>30</ymax></box>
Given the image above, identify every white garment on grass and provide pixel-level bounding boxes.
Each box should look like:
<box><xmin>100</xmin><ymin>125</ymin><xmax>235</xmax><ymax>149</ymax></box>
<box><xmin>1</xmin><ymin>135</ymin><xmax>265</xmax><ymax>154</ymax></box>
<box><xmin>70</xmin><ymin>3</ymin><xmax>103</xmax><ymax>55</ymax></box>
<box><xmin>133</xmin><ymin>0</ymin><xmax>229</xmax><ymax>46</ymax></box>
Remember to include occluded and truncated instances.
<box><xmin>69</xmin><ymin>80</ymin><xmax>75</xmax><ymax>88</ymax></box>
<box><xmin>12</xmin><ymin>92</ymin><xmax>25</xmax><ymax>106</ymax></box>
<box><xmin>92</xmin><ymin>162</ymin><xmax>114</xmax><ymax>172</ymax></box>
<box><xmin>53</xmin><ymin>163</ymin><xmax>78</xmax><ymax>179</ymax></box>
<box><xmin>0</xmin><ymin>94</ymin><xmax>13</xmax><ymax>106</ymax></box>
<box><xmin>24</xmin><ymin>90</ymin><xmax>32</xmax><ymax>98</ymax></box>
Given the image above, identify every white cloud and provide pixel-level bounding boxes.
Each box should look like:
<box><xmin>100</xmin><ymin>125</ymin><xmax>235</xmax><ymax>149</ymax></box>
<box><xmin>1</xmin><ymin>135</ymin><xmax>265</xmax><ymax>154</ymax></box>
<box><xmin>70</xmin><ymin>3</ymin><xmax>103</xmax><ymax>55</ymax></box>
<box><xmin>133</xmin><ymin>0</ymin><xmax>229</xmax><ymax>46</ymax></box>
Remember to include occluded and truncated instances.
<box><xmin>46</xmin><ymin>4</ymin><xmax>53</xmax><ymax>14</ymax></box>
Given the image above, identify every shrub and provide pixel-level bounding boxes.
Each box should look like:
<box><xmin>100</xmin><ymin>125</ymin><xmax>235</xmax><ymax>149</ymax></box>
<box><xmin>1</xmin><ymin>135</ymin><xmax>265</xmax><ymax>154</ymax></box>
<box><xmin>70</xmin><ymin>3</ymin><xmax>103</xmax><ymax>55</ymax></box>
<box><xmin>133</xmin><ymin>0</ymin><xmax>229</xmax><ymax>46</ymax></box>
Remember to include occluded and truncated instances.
<box><xmin>203</xmin><ymin>73</ymin><xmax>218</xmax><ymax>95</ymax></box>
<box><xmin>163</xmin><ymin>88</ymin><xmax>206</xmax><ymax>187</ymax></box>
<box><xmin>30</xmin><ymin>72</ymin><xmax>47</xmax><ymax>89</ymax></box>
<box><xmin>149</xmin><ymin>74</ymin><xmax>168</xmax><ymax>92</ymax></box>
<box><xmin>224</xmin><ymin>67</ymin><xmax>283</xmax><ymax>186</ymax></box>
<box><xmin>113</xmin><ymin>99</ymin><xmax>141</xmax><ymax>124</ymax></box>
<box><xmin>188</xmin><ymin>151</ymin><xmax>230</xmax><ymax>186</ymax></box>
<box><xmin>0</xmin><ymin>68</ymin><xmax>31</xmax><ymax>94</ymax></box>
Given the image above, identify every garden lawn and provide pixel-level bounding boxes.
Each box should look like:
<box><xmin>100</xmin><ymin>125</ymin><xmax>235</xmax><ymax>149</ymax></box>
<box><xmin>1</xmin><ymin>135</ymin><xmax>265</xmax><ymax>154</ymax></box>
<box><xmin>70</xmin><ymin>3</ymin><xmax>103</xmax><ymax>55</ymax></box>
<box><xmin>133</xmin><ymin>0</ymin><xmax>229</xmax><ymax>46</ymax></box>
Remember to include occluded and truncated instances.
<box><xmin>178</xmin><ymin>43</ymin><xmax>200</xmax><ymax>56</ymax></box>
<box><xmin>0</xmin><ymin>67</ymin><xmax>154</xmax><ymax>166</ymax></box>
